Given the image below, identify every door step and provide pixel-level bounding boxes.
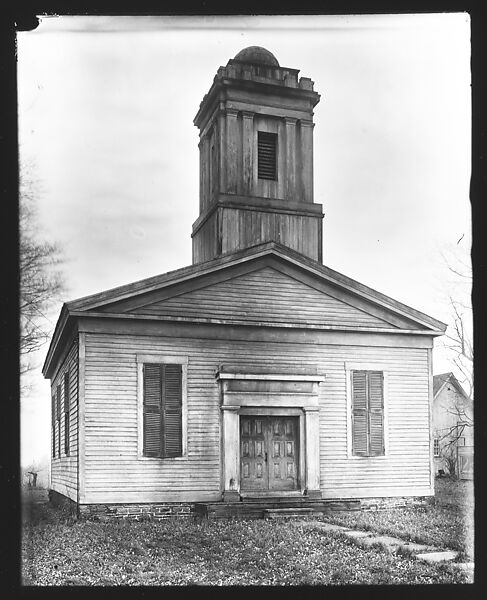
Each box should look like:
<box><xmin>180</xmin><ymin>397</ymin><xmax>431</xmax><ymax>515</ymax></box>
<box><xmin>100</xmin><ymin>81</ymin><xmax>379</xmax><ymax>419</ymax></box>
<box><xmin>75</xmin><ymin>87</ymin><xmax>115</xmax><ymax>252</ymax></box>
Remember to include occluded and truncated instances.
<box><xmin>264</xmin><ymin>507</ymin><xmax>316</xmax><ymax>519</ymax></box>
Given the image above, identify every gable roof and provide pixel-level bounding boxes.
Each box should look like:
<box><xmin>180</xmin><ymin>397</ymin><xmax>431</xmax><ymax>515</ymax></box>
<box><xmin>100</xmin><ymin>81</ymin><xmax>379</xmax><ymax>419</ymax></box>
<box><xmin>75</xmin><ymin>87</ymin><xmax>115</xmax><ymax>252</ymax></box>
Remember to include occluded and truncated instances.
<box><xmin>433</xmin><ymin>372</ymin><xmax>471</xmax><ymax>401</ymax></box>
<box><xmin>43</xmin><ymin>242</ymin><xmax>447</xmax><ymax>378</ymax></box>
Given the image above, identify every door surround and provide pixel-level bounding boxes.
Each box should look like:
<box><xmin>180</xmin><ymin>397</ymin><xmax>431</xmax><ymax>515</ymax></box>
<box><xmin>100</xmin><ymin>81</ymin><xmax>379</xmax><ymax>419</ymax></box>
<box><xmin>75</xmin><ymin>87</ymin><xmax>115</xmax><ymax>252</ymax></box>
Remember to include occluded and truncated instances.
<box><xmin>217</xmin><ymin>366</ymin><xmax>325</xmax><ymax>502</ymax></box>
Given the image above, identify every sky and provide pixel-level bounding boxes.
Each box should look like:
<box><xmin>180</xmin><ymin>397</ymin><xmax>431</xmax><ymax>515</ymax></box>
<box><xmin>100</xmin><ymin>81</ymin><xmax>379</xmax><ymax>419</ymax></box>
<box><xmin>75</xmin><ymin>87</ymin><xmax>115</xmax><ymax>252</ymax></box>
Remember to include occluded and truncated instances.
<box><xmin>17</xmin><ymin>14</ymin><xmax>471</xmax><ymax>467</ymax></box>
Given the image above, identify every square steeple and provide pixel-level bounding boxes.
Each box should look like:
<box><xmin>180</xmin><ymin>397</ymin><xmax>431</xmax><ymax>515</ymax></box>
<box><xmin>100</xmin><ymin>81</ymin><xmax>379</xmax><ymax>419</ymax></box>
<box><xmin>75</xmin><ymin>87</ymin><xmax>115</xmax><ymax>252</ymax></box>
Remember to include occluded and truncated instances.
<box><xmin>192</xmin><ymin>47</ymin><xmax>324</xmax><ymax>264</ymax></box>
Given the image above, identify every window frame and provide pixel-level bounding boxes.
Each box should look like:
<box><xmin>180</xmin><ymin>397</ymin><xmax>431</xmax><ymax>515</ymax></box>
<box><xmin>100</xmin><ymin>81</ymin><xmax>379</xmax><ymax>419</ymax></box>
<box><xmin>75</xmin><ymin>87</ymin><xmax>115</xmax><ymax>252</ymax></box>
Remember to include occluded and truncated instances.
<box><xmin>56</xmin><ymin>384</ymin><xmax>62</xmax><ymax>458</ymax></box>
<box><xmin>137</xmin><ymin>354</ymin><xmax>188</xmax><ymax>461</ymax></box>
<box><xmin>64</xmin><ymin>372</ymin><xmax>70</xmax><ymax>456</ymax></box>
<box><xmin>345</xmin><ymin>362</ymin><xmax>389</xmax><ymax>459</ymax></box>
<box><xmin>433</xmin><ymin>437</ymin><xmax>440</xmax><ymax>457</ymax></box>
<box><xmin>51</xmin><ymin>394</ymin><xmax>56</xmax><ymax>459</ymax></box>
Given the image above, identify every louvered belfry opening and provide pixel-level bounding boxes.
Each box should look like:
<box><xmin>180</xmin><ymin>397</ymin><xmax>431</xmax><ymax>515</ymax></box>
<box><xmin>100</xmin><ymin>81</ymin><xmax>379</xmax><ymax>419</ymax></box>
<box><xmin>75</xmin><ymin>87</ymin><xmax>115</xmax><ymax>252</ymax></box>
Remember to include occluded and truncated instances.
<box><xmin>257</xmin><ymin>131</ymin><xmax>277</xmax><ymax>180</ymax></box>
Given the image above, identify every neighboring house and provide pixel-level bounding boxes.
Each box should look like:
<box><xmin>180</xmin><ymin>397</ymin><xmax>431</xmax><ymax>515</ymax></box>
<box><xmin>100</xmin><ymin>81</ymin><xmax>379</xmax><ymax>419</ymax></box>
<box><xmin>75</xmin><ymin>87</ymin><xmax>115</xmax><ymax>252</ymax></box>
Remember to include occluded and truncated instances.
<box><xmin>42</xmin><ymin>46</ymin><xmax>447</xmax><ymax>519</ymax></box>
<box><xmin>433</xmin><ymin>372</ymin><xmax>473</xmax><ymax>479</ymax></box>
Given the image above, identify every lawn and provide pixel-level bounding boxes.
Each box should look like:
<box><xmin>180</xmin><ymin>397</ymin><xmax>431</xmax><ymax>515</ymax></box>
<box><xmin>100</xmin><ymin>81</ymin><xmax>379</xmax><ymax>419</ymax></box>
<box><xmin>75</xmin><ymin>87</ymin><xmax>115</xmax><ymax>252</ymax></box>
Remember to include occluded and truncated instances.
<box><xmin>321</xmin><ymin>478</ymin><xmax>474</xmax><ymax>560</ymax></box>
<box><xmin>22</xmin><ymin>495</ymin><xmax>471</xmax><ymax>586</ymax></box>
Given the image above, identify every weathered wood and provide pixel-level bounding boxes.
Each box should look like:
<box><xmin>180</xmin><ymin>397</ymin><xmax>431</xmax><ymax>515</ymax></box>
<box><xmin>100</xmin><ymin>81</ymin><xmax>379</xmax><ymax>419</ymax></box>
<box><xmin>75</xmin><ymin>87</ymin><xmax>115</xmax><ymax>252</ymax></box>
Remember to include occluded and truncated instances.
<box><xmin>77</xmin><ymin>329</ymin><xmax>433</xmax><ymax>504</ymax></box>
<box><xmin>50</xmin><ymin>337</ymin><xmax>79</xmax><ymax>501</ymax></box>
<box><xmin>195</xmin><ymin>498</ymin><xmax>361</xmax><ymax>520</ymax></box>
<box><xmin>129</xmin><ymin>266</ymin><xmax>397</xmax><ymax>329</ymax></box>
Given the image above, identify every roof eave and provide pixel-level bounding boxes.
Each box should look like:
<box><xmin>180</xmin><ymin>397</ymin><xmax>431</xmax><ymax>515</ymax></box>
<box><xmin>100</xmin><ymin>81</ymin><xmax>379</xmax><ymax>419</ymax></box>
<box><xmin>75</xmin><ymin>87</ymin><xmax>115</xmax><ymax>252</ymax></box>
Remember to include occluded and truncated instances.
<box><xmin>58</xmin><ymin>242</ymin><xmax>447</xmax><ymax>338</ymax></box>
<box><xmin>42</xmin><ymin>304</ymin><xmax>70</xmax><ymax>379</ymax></box>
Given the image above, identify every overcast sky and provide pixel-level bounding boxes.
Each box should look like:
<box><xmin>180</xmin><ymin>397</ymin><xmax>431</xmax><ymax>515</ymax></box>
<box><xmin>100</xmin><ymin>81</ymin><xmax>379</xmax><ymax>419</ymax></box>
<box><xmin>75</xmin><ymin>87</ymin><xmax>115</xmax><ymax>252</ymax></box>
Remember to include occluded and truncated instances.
<box><xmin>17</xmin><ymin>14</ymin><xmax>471</xmax><ymax>466</ymax></box>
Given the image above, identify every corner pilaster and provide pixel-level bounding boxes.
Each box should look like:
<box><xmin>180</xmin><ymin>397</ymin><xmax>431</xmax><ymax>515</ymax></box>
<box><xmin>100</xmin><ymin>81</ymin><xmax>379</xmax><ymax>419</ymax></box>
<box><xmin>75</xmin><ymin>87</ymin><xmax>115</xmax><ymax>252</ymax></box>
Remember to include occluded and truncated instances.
<box><xmin>221</xmin><ymin>405</ymin><xmax>240</xmax><ymax>502</ymax></box>
<box><xmin>304</xmin><ymin>406</ymin><xmax>321</xmax><ymax>498</ymax></box>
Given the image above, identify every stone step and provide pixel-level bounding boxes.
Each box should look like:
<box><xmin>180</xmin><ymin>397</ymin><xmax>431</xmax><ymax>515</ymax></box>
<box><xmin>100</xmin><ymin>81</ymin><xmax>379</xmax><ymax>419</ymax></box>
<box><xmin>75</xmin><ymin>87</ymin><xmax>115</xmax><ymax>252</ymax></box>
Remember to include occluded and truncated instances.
<box><xmin>264</xmin><ymin>508</ymin><xmax>316</xmax><ymax>519</ymax></box>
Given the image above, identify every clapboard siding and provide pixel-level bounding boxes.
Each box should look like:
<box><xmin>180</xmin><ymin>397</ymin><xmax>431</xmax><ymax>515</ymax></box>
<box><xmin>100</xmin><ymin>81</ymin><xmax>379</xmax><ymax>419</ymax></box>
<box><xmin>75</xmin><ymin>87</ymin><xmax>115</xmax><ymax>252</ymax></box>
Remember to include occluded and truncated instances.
<box><xmin>130</xmin><ymin>267</ymin><xmax>394</xmax><ymax>329</ymax></box>
<box><xmin>82</xmin><ymin>329</ymin><xmax>431</xmax><ymax>503</ymax></box>
<box><xmin>50</xmin><ymin>337</ymin><xmax>78</xmax><ymax>501</ymax></box>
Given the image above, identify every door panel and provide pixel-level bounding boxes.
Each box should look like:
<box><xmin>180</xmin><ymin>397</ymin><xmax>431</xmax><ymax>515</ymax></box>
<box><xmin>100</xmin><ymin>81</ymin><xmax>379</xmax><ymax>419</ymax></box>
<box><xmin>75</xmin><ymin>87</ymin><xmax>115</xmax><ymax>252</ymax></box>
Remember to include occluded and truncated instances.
<box><xmin>240</xmin><ymin>415</ymin><xmax>299</xmax><ymax>492</ymax></box>
<box><xmin>268</xmin><ymin>417</ymin><xmax>299</xmax><ymax>491</ymax></box>
<box><xmin>240</xmin><ymin>417</ymin><xmax>267</xmax><ymax>491</ymax></box>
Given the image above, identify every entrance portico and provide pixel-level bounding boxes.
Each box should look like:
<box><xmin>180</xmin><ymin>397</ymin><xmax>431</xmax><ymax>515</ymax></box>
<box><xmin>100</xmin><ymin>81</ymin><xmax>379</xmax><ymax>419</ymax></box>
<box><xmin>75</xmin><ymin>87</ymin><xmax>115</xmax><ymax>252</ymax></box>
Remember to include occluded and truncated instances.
<box><xmin>217</xmin><ymin>367</ymin><xmax>325</xmax><ymax>502</ymax></box>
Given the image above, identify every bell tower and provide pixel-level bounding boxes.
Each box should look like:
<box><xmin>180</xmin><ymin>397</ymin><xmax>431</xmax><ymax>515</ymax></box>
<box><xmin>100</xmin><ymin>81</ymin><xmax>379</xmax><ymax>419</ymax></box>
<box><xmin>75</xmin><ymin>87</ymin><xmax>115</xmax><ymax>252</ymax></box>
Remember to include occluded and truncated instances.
<box><xmin>192</xmin><ymin>46</ymin><xmax>323</xmax><ymax>264</ymax></box>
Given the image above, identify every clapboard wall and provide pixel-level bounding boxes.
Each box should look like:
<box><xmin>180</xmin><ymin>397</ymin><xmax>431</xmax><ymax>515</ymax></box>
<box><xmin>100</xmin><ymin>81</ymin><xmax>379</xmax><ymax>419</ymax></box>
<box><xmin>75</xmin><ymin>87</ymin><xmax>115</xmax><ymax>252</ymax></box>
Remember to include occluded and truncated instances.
<box><xmin>50</xmin><ymin>337</ymin><xmax>79</xmax><ymax>502</ymax></box>
<box><xmin>131</xmin><ymin>266</ymin><xmax>394</xmax><ymax>329</ymax></box>
<box><xmin>81</xmin><ymin>325</ymin><xmax>432</xmax><ymax>504</ymax></box>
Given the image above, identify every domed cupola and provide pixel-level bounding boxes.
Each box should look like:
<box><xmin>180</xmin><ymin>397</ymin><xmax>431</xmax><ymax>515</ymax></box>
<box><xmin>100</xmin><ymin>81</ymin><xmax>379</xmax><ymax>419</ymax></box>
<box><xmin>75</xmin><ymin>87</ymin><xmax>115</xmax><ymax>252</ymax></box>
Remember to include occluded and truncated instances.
<box><xmin>192</xmin><ymin>48</ymin><xmax>323</xmax><ymax>264</ymax></box>
<box><xmin>233</xmin><ymin>46</ymin><xmax>280</xmax><ymax>67</ymax></box>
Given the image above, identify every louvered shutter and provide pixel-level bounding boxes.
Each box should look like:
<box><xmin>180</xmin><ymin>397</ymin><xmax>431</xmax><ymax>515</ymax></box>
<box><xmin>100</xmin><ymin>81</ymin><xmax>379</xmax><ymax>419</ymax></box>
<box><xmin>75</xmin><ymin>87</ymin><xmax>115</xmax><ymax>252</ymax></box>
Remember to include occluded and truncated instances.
<box><xmin>162</xmin><ymin>364</ymin><xmax>183</xmax><ymax>457</ymax></box>
<box><xmin>351</xmin><ymin>371</ymin><xmax>368</xmax><ymax>456</ymax></box>
<box><xmin>64</xmin><ymin>373</ymin><xmax>70</xmax><ymax>456</ymax></box>
<box><xmin>368</xmin><ymin>371</ymin><xmax>384</xmax><ymax>456</ymax></box>
<box><xmin>143</xmin><ymin>364</ymin><xmax>163</xmax><ymax>457</ymax></box>
<box><xmin>56</xmin><ymin>385</ymin><xmax>61</xmax><ymax>457</ymax></box>
<box><xmin>258</xmin><ymin>132</ymin><xmax>277</xmax><ymax>180</ymax></box>
<box><xmin>51</xmin><ymin>395</ymin><xmax>56</xmax><ymax>458</ymax></box>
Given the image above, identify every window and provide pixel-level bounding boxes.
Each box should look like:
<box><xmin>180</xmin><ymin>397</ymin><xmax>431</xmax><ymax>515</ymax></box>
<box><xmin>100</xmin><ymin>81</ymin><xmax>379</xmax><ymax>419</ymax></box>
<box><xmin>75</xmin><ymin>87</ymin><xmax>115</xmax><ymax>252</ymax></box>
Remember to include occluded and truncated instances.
<box><xmin>143</xmin><ymin>363</ymin><xmax>183</xmax><ymax>458</ymax></box>
<box><xmin>258</xmin><ymin>131</ymin><xmax>277</xmax><ymax>180</ymax></box>
<box><xmin>51</xmin><ymin>395</ymin><xmax>56</xmax><ymax>458</ymax></box>
<box><xmin>56</xmin><ymin>385</ymin><xmax>61</xmax><ymax>457</ymax></box>
<box><xmin>64</xmin><ymin>373</ymin><xmax>70</xmax><ymax>456</ymax></box>
<box><xmin>433</xmin><ymin>438</ymin><xmax>440</xmax><ymax>457</ymax></box>
<box><xmin>351</xmin><ymin>370</ymin><xmax>384</xmax><ymax>456</ymax></box>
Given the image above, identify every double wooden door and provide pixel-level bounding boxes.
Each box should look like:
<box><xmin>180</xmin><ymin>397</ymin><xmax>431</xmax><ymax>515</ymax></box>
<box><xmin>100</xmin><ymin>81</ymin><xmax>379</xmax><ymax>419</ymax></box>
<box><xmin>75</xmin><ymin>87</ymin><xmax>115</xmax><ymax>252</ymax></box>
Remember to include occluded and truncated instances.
<box><xmin>240</xmin><ymin>416</ymin><xmax>299</xmax><ymax>492</ymax></box>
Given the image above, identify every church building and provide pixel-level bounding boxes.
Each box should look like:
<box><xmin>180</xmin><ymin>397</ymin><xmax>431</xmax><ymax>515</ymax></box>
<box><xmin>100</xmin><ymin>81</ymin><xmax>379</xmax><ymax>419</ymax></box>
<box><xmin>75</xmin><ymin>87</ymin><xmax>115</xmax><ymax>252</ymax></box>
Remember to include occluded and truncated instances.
<box><xmin>43</xmin><ymin>47</ymin><xmax>446</xmax><ymax>518</ymax></box>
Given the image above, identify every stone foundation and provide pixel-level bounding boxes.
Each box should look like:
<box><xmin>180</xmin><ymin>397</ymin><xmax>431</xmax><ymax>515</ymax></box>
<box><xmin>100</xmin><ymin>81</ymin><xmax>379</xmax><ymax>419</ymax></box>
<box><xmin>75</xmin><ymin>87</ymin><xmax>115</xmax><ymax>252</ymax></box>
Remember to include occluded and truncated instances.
<box><xmin>48</xmin><ymin>490</ymin><xmax>433</xmax><ymax>520</ymax></box>
<box><xmin>358</xmin><ymin>495</ymin><xmax>434</xmax><ymax>511</ymax></box>
<box><xmin>78</xmin><ymin>502</ymin><xmax>195</xmax><ymax>521</ymax></box>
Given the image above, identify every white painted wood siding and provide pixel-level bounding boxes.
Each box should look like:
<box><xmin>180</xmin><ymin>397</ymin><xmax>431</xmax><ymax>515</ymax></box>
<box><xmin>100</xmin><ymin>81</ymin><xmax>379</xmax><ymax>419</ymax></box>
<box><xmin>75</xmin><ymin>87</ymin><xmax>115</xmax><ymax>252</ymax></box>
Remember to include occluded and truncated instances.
<box><xmin>83</xmin><ymin>330</ymin><xmax>432</xmax><ymax>503</ymax></box>
<box><xmin>50</xmin><ymin>337</ymin><xmax>78</xmax><ymax>501</ymax></box>
<box><xmin>130</xmin><ymin>267</ymin><xmax>394</xmax><ymax>329</ymax></box>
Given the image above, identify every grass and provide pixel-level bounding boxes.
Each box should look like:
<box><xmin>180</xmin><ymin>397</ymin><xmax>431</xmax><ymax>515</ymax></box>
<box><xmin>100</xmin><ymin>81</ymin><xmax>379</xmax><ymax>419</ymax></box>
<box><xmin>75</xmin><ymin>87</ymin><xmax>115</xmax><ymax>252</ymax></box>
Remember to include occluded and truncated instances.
<box><xmin>320</xmin><ymin>478</ymin><xmax>474</xmax><ymax>560</ymax></box>
<box><xmin>22</xmin><ymin>496</ymin><xmax>471</xmax><ymax>586</ymax></box>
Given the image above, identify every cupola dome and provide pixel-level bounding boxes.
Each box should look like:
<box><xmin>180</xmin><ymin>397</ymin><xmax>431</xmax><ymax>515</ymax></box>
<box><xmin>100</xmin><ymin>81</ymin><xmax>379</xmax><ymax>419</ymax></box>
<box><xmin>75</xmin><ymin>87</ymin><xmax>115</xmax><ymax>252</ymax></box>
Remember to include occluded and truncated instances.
<box><xmin>233</xmin><ymin>46</ymin><xmax>280</xmax><ymax>67</ymax></box>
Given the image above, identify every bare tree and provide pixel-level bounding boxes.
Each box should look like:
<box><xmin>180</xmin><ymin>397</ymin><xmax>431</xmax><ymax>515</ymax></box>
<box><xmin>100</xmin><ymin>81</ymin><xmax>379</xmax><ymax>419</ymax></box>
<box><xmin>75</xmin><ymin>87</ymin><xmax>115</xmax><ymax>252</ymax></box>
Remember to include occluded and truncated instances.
<box><xmin>439</xmin><ymin>245</ymin><xmax>473</xmax><ymax>399</ymax></box>
<box><xmin>20</xmin><ymin>164</ymin><xmax>64</xmax><ymax>377</ymax></box>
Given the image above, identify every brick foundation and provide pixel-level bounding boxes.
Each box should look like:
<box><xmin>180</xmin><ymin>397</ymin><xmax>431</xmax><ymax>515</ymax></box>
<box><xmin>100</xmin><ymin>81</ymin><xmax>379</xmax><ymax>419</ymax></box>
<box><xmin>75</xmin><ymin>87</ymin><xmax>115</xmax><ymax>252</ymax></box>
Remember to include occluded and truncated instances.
<box><xmin>78</xmin><ymin>502</ymin><xmax>195</xmax><ymax>521</ymax></box>
<box><xmin>48</xmin><ymin>490</ymin><xmax>433</xmax><ymax>520</ymax></box>
<box><xmin>358</xmin><ymin>495</ymin><xmax>434</xmax><ymax>511</ymax></box>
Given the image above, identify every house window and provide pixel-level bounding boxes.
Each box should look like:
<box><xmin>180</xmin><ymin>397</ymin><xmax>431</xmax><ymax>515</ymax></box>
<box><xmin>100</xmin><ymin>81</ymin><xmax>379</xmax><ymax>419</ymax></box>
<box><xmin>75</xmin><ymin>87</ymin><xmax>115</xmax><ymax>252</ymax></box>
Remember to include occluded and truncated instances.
<box><xmin>56</xmin><ymin>384</ymin><xmax>62</xmax><ymax>457</ymax></box>
<box><xmin>51</xmin><ymin>395</ymin><xmax>56</xmax><ymax>458</ymax></box>
<box><xmin>258</xmin><ymin>131</ymin><xmax>277</xmax><ymax>180</ymax></box>
<box><xmin>433</xmin><ymin>438</ymin><xmax>440</xmax><ymax>457</ymax></box>
<box><xmin>142</xmin><ymin>363</ymin><xmax>183</xmax><ymax>458</ymax></box>
<box><xmin>64</xmin><ymin>372</ymin><xmax>70</xmax><ymax>456</ymax></box>
<box><xmin>351</xmin><ymin>370</ymin><xmax>384</xmax><ymax>456</ymax></box>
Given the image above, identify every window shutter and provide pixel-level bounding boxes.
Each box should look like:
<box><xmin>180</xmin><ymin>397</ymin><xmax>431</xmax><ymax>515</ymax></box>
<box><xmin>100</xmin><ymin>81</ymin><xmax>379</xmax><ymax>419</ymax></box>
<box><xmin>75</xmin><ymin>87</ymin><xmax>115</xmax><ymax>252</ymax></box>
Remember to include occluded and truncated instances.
<box><xmin>56</xmin><ymin>385</ymin><xmax>61</xmax><ymax>457</ymax></box>
<box><xmin>143</xmin><ymin>364</ymin><xmax>163</xmax><ymax>457</ymax></box>
<box><xmin>51</xmin><ymin>395</ymin><xmax>56</xmax><ymax>458</ymax></box>
<box><xmin>351</xmin><ymin>371</ymin><xmax>368</xmax><ymax>456</ymax></box>
<box><xmin>162</xmin><ymin>364</ymin><xmax>183</xmax><ymax>457</ymax></box>
<box><xmin>258</xmin><ymin>132</ymin><xmax>277</xmax><ymax>180</ymax></box>
<box><xmin>368</xmin><ymin>371</ymin><xmax>384</xmax><ymax>456</ymax></box>
<box><xmin>64</xmin><ymin>373</ymin><xmax>70</xmax><ymax>455</ymax></box>
<box><xmin>56</xmin><ymin>385</ymin><xmax>61</xmax><ymax>420</ymax></box>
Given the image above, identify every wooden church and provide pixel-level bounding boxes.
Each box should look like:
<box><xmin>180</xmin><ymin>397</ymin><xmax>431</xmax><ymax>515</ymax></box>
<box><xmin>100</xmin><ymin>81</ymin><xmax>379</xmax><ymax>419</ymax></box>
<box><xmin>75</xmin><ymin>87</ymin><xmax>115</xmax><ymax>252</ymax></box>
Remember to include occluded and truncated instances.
<box><xmin>43</xmin><ymin>47</ymin><xmax>446</xmax><ymax>518</ymax></box>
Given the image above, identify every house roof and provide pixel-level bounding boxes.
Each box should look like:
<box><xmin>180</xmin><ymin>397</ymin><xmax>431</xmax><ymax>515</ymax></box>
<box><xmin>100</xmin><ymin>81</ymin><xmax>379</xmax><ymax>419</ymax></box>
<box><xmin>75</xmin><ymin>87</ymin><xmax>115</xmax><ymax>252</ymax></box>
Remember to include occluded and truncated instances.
<box><xmin>42</xmin><ymin>242</ymin><xmax>447</xmax><ymax>378</ymax></box>
<box><xmin>433</xmin><ymin>372</ymin><xmax>471</xmax><ymax>401</ymax></box>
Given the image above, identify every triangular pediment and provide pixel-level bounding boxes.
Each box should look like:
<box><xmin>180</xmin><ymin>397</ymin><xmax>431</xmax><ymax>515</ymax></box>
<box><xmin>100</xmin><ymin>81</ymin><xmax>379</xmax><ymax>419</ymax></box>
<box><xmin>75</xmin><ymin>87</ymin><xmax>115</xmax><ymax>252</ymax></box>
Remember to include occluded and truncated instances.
<box><xmin>125</xmin><ymin>265</ymin><xmax>400</xmax><ymax>329</ymax></box>
<box><xmin>65</xmin><ymin>244</ymin><xmax>445</xmax><ymax>333</ymax></box>
<box><xmin>44</xmin><ymin>243</ymin><xmax>446</xmax><ymax>378</ymax></box>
